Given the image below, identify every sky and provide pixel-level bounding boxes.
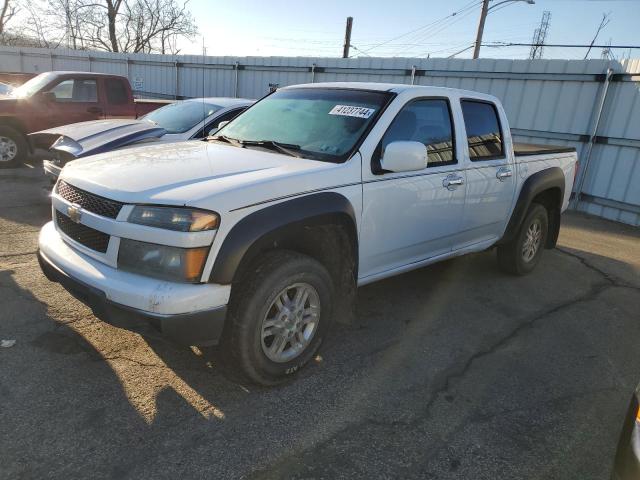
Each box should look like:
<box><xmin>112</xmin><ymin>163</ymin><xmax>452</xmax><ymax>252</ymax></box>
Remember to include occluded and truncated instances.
<box><xmin>181</xmin><ymin>0</ymin><xmax>640</xmax><ymax>60</ymax></box>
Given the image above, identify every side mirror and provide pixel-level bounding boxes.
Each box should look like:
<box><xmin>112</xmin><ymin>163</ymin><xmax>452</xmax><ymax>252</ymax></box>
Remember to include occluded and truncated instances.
<box><xmin>217</xmin><ymin>120</ymin><xmax>230</xmax><ymax>130</ymax></box>
<box><xmin>41</xmin><ymin>91</ymin><xmax>57</xmax><ymax>103</ymax></box>
<box><xmin>380</xmin><ymin>141</ymin><xmax>428</xmax><ymax>172</ymax></box>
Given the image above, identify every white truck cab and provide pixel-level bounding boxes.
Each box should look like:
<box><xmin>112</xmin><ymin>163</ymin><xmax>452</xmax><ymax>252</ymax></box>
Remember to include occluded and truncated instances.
<box><xmin>38</xmin><ymin>82</ymin><xmax>578</xmax><ymax>385</ymax></box>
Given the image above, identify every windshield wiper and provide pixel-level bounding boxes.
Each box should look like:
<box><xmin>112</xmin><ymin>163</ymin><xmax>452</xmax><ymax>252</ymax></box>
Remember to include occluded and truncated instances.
<box><xmin>241</xmin><ymin>140</ymin><xmax>303</xmax><ymax>158</ymax></box>
<box><xmin>209</xmin><ymin>135</ymin><xmax>244</xmax><ymax>147</ymax></box>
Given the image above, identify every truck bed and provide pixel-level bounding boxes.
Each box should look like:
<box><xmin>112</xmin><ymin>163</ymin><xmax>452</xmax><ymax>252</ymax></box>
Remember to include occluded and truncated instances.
<box><xmin>513</xmin><ymin>142</ymin><xmax>576</xmax><ymax>157</ymax></box>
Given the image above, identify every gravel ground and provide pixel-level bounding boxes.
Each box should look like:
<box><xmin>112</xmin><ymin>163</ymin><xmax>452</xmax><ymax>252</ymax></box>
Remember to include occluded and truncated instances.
<box><xmin>1</xmin><ymin>165</ymin><xmax>639</xmax><ymax>479</ymax></box>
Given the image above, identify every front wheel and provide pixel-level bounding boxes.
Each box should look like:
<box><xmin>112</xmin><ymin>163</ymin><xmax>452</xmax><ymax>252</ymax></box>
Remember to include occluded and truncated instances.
<box><xmin>226</xmin><ymin>250</ymin><xmax>334</xmax><ymax>385</ymax></box>
<box><xmin>0</xmin><ymin>126</ymin><xmax>27</xmax><ymax>168</ymax></box>
<box><xmin>497</xmin><ymin>203</ymin><xmax>549</xmax><ymax>275</ymax></box>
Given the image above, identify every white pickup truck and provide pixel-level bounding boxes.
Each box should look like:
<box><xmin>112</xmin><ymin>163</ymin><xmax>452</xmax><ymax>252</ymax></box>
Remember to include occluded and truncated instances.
<box><xmin>38</xmin><ymin>82</ymin><xmax>578</xmax><ymax>385</ymax></box>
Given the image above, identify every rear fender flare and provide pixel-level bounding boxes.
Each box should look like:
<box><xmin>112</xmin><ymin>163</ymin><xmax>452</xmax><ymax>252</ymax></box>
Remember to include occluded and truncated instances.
<box><xmin>499</xmin><ymin>167</ymin><xmax>565</xmax><ymax>247</ymax></box>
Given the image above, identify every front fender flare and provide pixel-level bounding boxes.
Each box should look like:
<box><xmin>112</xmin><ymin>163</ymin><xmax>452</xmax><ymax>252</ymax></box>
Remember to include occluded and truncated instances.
<box><xmin>210</xmin><ymin>192</ymin><xmax>358</xmax><ymax>284</ymax></box>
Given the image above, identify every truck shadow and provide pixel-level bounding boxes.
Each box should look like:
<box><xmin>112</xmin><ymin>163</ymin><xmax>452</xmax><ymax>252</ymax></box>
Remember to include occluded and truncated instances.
<box><xmin>5</xmin><ymin>241</ymin><xmax>639</xmax><ymax>477</ymax></box>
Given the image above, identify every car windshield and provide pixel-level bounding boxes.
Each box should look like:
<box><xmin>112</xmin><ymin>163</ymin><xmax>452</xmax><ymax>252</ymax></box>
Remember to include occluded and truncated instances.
<box><xmin>218</xmin><ymin>88</ymin><xmax>393</xmax><ymax>162</ymax></box>
<box><xmin>143</xmin><ymin>101</ymin><xmax>222</xmax><ymax>134</ymax></box>
<box><xmin>10</xmin><ymin>72</ymin><xmax>58</xmax><ymax>99</ymax></box>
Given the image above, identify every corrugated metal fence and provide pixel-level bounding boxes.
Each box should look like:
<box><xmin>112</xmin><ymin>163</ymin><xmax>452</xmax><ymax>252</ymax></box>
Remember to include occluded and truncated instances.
<box><xmin>1</xmin><ymin>46</ymin><xmax>639</xmax><ymax>226</ymax></box>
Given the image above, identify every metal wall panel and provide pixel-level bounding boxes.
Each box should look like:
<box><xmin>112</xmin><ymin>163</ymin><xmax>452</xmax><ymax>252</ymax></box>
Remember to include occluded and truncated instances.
<box><xmin>0</xmin><ymin>46</ymin><xmax>638</xmax><ymax>225</ymax></box>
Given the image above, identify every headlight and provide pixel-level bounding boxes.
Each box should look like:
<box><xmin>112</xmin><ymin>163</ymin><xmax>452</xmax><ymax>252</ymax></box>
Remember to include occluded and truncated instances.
<box><xmin>128</xmin><ymin>206</ymin><xmax>219</xmax><ymax>232</ymax></box>
<box><xmin>118</xmin><ymin>238</ymin><xmax>209</xmax><ymax>283</ymax></box>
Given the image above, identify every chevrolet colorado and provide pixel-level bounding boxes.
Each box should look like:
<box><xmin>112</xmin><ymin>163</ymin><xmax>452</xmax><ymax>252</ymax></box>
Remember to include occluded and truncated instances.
<box><xmin>38</xmin><ymin>82</ymin><xmax>578</xmax><ymax>385</ymax></box>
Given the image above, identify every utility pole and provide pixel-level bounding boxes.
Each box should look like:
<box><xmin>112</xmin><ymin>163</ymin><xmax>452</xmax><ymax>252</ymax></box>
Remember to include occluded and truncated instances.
<box><xmin>473</xmin><ymin>0</ymin><xmax>490</xmax><ymax>59</ymax></box>
<box><xmin>342</xmin><ymin>16</ymin><xmax>353</xmax><ymax>58</ymax></box>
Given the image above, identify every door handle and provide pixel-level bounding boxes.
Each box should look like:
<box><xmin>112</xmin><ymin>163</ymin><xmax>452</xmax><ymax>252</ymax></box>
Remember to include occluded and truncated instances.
<box><xmin>87</xmin><ymin>106</ymin><xmax>102</xmax><ymax>114</ymax></box>
<box><xmin>496</xmin><ymin>167</ymin><xmax>513</xmax><ymax>181</ymax></box>
<box><xmin>443</xmin><ymin>174</ymin><xmax>464</xmax><ymax>190</ymax></box>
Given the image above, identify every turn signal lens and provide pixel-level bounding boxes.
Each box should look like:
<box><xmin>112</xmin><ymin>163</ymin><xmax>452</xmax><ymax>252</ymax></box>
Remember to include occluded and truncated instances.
<box><xmin>184</xmin><ymin>247</ymin><xmax>209</xmax><ymax>282</ymax></box>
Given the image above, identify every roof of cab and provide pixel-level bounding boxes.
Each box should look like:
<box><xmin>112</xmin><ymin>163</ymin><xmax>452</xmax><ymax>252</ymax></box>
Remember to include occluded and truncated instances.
<box><xmin>282</xmin><ymin>81</ymin><xmax>500</xmax><ymax>101</ymax></box>
<box><xmin>44</xmin><ymin>71</ymin><xmax>127</xmax><ymax>78</ymax></box>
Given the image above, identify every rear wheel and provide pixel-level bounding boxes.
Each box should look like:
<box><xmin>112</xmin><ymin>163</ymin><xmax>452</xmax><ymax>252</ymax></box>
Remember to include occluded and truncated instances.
<box><xmin>0</xmin><ymin>126</ymin><xmax>27</xmax><ymax>168</ymax></box>
<box><xmin>497</xmin><ymin>203</ymin><xmax>548</xmax><ymax>275</ymax></box>
<box><xmin>226</xmin><ymin>250</ymin><xmax>334</xmax><ymax>385</ymax></box>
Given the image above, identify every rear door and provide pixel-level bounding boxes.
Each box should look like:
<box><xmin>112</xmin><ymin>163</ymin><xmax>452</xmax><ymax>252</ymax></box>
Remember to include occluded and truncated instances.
<box><xmin>43</xmin><ymin>76</ymin><xmax>104</xmax><ymax>127</ymax></box>
<box><xmin>359</xmin><ymin>97</ymin><xmax>465</xmax><ymax>281</ymax></box>
<box><xmin>455</xmin><ymin>99</ymin><xmax>516</xmax><ymax>249</ymax></box>
<box><xmin>103</xmin><ymin>77</ymin><xmax>134</xmax><ymax>119</ymax></box>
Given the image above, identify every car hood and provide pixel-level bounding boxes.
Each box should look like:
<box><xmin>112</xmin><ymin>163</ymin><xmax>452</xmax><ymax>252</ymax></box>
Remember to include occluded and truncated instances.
<box><xmin>59</xmin><ymin>141</ymin><xmax>351</xmax><ymax>209</ymax></box>
<box><xmin>29</xmin><ymin>119</ymin><xmax>166</xmax><ymax>156</ymax></box>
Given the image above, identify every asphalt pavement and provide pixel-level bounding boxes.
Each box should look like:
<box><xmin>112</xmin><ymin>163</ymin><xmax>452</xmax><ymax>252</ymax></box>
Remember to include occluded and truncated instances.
<box><xmin>1</xmin><ymin>164</ymin><xmax>639</xmax><ymax>479</ymax></box>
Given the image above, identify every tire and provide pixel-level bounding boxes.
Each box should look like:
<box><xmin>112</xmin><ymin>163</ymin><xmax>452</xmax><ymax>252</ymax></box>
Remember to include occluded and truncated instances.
<box><xmin>497</xmin><ymin>203</ymin><xmax>549</xmax><ymax>275</ymax></box>
<box><xmin>0</xmin><ymin>126</ymin><xmax>27</xmax><ymax>168</ymax></box>
<box><xmin>226</xmin><ymin>250</ymin><xmax>334</xmax><ymax>386</ymax></box>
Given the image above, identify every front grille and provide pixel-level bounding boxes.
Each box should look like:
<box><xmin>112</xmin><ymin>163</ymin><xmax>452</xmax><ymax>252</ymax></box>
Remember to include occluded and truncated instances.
<box><xmin>56</xmin><ymin>180</ymin><xmax>123</xmax><ymax>219</ymax></box>
<box><xmin>56</xmin><ymin>210</ymin><xmax>110</xmax><ymax>253</ymax></box>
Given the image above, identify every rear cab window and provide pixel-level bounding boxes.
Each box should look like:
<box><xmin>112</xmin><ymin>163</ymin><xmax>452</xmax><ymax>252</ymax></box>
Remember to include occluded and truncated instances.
<box><xmin>461</xmin><ymin>100</ymin><xmax>504</xmax><ymax>161</ymax></box>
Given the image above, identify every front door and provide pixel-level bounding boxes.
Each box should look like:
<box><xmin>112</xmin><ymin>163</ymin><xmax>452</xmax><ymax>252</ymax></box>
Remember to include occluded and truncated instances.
<box><xmin>43</xmin><ymin>77</ymin><xmax>104</xmax><ymax>128</ymax></box>
<box><xmin>359</xmin><ymin>98</ymin><xmax>465</xmax><ymax>281</ymax></box>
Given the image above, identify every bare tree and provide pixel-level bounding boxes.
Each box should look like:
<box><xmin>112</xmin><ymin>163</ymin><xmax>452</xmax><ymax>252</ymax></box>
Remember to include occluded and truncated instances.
<box><xmin>2</xmin><ymin>0</ymin><xmax>196</xmax><ymax>53</ymax></box>
<box><xmin>0</xmin><ymin>0</ymin><xmax>18</xmax><ymax>37</ymax></box>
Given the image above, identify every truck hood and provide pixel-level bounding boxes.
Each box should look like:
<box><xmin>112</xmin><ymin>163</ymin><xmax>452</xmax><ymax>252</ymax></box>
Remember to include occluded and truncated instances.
<box><xmin>29</xmin><ymin>119</ymin><xmax>166</xmax><ymax>155</ymax></box>
<box><xmin>60</xmin><ymin>141</ymin><xmax>350</xmax><ymax>209</ymax></box>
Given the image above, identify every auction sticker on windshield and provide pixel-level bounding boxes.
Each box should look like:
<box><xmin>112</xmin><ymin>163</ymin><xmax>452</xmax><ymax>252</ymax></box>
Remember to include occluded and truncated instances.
<box><xmin>329</xmin><ymin>105</ymin><xmax>375</xmax><ymax>119</ymax></box>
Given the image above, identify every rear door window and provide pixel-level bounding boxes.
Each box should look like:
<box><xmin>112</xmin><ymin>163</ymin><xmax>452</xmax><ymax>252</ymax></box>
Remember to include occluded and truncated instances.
<box><xmin>106</xmin><ymin>79</ymin><xmax>128</xmax><ymax>105</ymax></box>
<box><xmin>461</xmin><ymin>100</ymin><xmax>504</xmax><ymax>160</ymax></box>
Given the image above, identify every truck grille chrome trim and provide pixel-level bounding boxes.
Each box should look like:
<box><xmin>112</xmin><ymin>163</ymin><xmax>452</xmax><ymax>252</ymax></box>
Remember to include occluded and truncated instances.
<box><xmin>56</xmin><ymin>180</ymin><xmax>123</xmax><ymax>219</ymax></box>
<box><xmin>55</xmin><ymin>210</ymin><xmax>110</xmax><ymax>253</ymax></box>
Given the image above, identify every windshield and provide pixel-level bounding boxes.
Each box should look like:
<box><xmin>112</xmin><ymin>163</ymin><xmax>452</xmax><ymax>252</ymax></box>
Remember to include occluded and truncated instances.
<box><xmin>143</xmin><ymin>101</ymin><xmax>222</xmax><ymax>134</ymax></box>
<box><xmin>219</xmin><ymin>88</ymin><xmax>392</xmax><ymax>162</ymax></box>
<box><xmin>11</xmin><ymin>73</ymin><xmax>57</xmax><ymax>99</ymax></box>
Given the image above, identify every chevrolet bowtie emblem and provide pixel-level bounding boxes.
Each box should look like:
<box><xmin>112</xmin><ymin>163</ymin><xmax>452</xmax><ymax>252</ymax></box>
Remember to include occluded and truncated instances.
<box><xmin>67</xmin><ymin>204</ymin><xmax>82</xmax><ymax>223</ymax></box>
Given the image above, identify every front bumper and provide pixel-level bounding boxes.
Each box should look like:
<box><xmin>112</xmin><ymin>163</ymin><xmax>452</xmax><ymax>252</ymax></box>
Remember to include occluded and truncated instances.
<box><xmin>38</xmin><ymin>221</ymin><xmax>230</xmax><ymax>346</ymax></box>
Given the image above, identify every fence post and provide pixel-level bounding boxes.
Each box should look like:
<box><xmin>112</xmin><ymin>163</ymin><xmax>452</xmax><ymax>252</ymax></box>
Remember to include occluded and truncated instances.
<box><xmin>87</xmin><ymin>55</ymin><xmax>92</xmax><ymax>72</ymax></box>
<box><xmin>174</xmin><ymin>60</ymin><xmax>179</xmax><ymax>99</ymax></box>
<box><xmin>234</xmin><ymin>61</ymin><xmax>239</xmax><ymax>98</ymax></box>
<box><xmin>311</xmin><ymin>63</ymin><xmax>316</xmax><ymax>83</ymax></box>
<box><xmin>571</xmin><ymin>67</ymin><xmax>614</xmax><ymax>210</ymax></box>
<box><xmin>18</xmin><ymin>49</ymin><xmax>23</xmax><ymax>72</ymax></box>
<box><xmin>410</xmin><ymin>65</ymin><xmax>416</xmax><ymax>85</ymax></box>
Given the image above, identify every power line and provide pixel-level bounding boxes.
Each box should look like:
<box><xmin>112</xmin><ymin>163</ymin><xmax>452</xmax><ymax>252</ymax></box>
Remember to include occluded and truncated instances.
<box><xmin>361</xmin><ymin>0</ymin><xmax>482</xmax><ymax>54</ymax></box>
<box><xmin>485</xmin><ymin>42</ymin><xmax>640</xmax><ymax>49</ymax></box>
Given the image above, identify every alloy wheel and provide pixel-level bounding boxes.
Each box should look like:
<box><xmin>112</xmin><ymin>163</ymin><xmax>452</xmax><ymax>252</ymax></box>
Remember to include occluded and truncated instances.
<box><xmin>0</xmin><ymin>136</ymin><xmax>18</xmax><ymax>163</ymax></box>
<box><xmin>260</xmin><ymin>282</ymin><xmax>321</xmax><ymax>363</ymax></box>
